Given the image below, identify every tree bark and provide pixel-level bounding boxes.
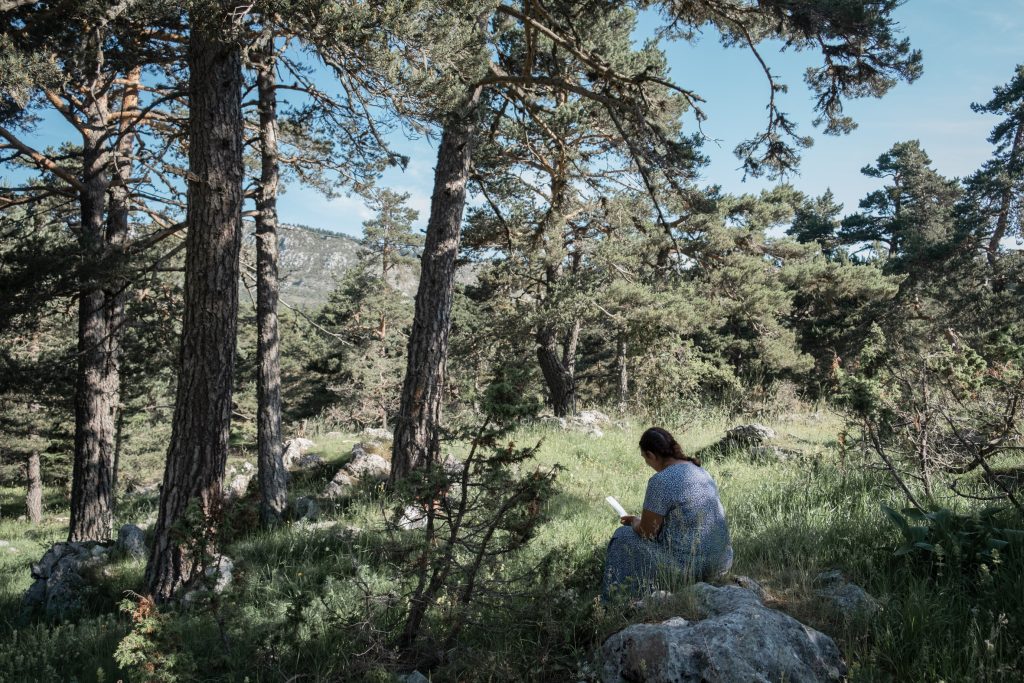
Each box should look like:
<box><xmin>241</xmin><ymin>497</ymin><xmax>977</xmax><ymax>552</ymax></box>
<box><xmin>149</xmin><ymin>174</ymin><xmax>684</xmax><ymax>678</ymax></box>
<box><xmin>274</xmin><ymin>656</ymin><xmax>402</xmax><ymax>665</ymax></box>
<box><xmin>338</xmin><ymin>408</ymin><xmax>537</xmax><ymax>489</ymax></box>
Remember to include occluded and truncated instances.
<box><xmin>534</xmin><ymin>175</ymin><xmax>576</xmax><ymax>417</ymax></box>
<box><xmin>255</xmin><ymin>33</ymin><xmax>288</xmax><ymax>526</ymax></box>
<box><xmin>69</xmin><ymin>113</ymin><xmax>117</xmax><ymax>542</ymax></box>
<box><xmin>537</xmin><ymin>320</ymin><xmax>575</xmax><ymax>417</ymax></box>
<box><xmin>390</xmin><ymin>88</ymin><xmax>482</xmax><ymax>483</ymax></box>
<box><xmin>68</xmin><ymin>64</ymin><xmax>138</xmax><ymax>542</ymax></box>
<box><xmin>617</xmin><ymin>337</ymin><xmax>628</xmax><ymax>411</ymax></box>
<box><xmin>26</xmin><ymin>451</ymin><xmax>42</xmax><ymax>524</ymax></box>
<box><xmin>146</xmin><ymin>17</ymin><xmax>244</xmax><ymax>602</ymax></box>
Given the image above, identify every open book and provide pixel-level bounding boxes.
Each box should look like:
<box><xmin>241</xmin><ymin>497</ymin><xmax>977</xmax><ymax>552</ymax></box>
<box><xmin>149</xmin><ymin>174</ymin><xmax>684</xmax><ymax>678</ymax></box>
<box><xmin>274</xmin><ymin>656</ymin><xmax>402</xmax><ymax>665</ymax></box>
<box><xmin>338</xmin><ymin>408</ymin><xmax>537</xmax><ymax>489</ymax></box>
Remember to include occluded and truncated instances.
<box><xmin>605</xmin><ymin>496</ymin><xmax>629</xmax><ymax>518</ymax></box>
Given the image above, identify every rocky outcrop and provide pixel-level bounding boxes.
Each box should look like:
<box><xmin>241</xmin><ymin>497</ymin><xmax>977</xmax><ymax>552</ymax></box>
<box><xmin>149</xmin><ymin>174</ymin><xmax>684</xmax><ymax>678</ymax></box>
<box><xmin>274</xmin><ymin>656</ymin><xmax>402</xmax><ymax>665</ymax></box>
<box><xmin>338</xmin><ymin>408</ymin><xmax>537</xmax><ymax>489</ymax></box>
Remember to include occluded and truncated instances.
<box><xmin>700</xmin><ymin>424</ymin><xmax>802</xmax><ymax>461</ymax></box>
<box><xmin>293</xmin><ymin>496</ymin><xmax>320</xmax><ymax>522</ymax></box>
<box><xmin>181</xmin><ymin>554</ymin><xmax>235</xmax><ymax>607</ymax></box>
<box><xmin>322</xmin><ymin>443</ymin><xmax>390</xmax><ymax>499</ymax></box>
<box><xmin>23</xmin><ymin>542</ymin><xmax>111</xmax><ymax>619</ymax></box>
<box><xmin>601</xmin><ymin>582</ymin><xmax>846</xmax><ymax>683</ymax></box>
<box><xmin>359</xmin><ymin>427</ymin><xmax>393</xmax><ymax>445</ymax></box>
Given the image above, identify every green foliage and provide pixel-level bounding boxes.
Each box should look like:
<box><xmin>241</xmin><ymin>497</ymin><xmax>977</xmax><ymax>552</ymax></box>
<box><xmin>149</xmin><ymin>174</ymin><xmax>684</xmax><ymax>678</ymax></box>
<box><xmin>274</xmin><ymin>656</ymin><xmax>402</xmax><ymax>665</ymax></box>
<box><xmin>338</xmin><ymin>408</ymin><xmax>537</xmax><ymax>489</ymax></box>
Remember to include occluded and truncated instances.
<box><xmin>882</xmin><ymin>505</ymin><xmax>1024</xmax><ymax>581</ymax></box>
<box><xmin>0</xmin><ymin>614</ymin><xmax>125</xmax><ymax>683</ymax></box>
<box><xmin>114</xmin><ymin>594</ymin><xmax>196</xmax><ymax>683</ymax></box>
<box><xmin>391</xmin><ymin>421</ymin><xmax>560</xmax><ymax>660</ymax></box>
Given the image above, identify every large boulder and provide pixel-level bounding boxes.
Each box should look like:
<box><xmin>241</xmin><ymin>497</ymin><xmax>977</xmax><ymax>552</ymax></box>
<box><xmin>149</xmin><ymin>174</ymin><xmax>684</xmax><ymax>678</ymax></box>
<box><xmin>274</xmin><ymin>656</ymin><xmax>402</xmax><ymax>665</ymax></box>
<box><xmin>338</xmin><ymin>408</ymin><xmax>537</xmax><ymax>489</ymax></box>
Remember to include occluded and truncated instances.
<box><xmin>542</xmin><ymin>410</ymin><xmax>610</xmax><ymax>437</ymax></box>
<box><xmin>601</xmin><ymin>582</ymin><xmax>846</xmax><ymax>683</ymax></box>
<box><xmin>23</xmin><ymin>542</ymin><xmax>111</xmax><ymax>619</ymax></box>
<box><xmin>181</xmin><ymin>555</ymin><xmax>234</xmax><ymax>607</ymax></box>
<box><xmin>345</xmin><ymin>444</ymin><xmax>390</xmax><ymax>480</ymax></box>
<box><xmin>699</xmin><ymin>424</ymin><xmax>802</xmax><ymax>462</ymax></box>
<box><xmin>293</xmin><ymin>496</ymin><xmax>320</xmax><ymax>522</ymax></box>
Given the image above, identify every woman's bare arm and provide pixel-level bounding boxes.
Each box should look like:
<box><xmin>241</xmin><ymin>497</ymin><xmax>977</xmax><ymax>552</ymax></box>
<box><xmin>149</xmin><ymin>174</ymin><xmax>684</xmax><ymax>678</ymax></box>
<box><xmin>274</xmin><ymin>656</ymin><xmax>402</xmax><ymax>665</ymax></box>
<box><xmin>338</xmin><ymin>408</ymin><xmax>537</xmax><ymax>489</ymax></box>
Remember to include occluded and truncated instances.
<box><xmin>621</xmin><ymin>510</ymin><xmax>664</xmax><ymax>539</ymax></box>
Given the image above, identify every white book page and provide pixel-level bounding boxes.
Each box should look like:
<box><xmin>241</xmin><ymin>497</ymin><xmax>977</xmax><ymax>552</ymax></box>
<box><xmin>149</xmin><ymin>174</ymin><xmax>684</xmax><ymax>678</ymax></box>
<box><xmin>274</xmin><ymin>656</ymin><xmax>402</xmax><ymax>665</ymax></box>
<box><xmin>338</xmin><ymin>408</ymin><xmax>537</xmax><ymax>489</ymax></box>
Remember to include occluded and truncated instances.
<box><xmin>605</xmin><ymin>496</ymin><xmax>628</xmax><ymax>518</ymax></box>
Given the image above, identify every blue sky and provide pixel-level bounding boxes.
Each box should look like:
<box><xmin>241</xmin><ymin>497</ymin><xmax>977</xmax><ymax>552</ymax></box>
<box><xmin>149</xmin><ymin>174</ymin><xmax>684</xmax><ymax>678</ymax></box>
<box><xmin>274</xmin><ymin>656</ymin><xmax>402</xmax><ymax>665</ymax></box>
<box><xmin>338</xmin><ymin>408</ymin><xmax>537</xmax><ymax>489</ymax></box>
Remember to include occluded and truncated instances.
<box><xmin>285</xmin><ymin>0</ymin><xmax>1023</xmax><ymax>238</ymax></box>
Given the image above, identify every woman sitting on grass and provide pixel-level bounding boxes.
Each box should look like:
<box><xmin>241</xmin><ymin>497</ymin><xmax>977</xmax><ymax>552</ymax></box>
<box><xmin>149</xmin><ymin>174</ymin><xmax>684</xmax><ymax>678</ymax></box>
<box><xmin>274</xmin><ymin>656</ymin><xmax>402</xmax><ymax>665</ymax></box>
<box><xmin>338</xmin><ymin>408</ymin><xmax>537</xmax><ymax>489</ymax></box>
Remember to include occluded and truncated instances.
<box><xmin>602</xmin><ymin>427</ymin><xmax>733</xmax><ymax>601</ymax></box>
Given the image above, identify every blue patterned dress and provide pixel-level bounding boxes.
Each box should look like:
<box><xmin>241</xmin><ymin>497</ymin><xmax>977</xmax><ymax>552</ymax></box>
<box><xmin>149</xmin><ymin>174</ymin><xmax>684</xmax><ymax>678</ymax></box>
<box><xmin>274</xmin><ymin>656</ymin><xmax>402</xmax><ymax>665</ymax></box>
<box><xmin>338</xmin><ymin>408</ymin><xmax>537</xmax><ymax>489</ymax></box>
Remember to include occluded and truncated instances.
<box><xmin>602</xmin><ymin>462</ymin><xmax>733</xmax><ymax>601</ymax></box>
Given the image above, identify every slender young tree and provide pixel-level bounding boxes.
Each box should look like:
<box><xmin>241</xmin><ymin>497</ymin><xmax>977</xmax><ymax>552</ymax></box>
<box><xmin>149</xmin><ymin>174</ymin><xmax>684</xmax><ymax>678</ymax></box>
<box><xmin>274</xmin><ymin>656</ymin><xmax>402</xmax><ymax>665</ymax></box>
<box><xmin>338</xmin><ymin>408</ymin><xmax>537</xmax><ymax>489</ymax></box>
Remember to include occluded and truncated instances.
<box><xmin>252</xmin><ymin>29</ymin><xmax>288</xmax><ymax>527</ymax></box>
<box><xmin>146</xmin><ymin>1</ymin><xmax>245</xmax><ymax>602</ymax></box>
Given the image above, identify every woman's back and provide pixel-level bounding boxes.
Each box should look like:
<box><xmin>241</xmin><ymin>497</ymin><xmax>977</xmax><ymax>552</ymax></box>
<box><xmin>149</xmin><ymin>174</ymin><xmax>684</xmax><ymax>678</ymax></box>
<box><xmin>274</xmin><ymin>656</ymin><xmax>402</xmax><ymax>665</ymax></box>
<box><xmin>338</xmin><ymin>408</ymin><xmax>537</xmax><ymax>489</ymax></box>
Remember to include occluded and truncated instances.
<box><xmin>643</xmin><ymin>462</ymin><xmax>733</xmax><ymax>579</ymax></box>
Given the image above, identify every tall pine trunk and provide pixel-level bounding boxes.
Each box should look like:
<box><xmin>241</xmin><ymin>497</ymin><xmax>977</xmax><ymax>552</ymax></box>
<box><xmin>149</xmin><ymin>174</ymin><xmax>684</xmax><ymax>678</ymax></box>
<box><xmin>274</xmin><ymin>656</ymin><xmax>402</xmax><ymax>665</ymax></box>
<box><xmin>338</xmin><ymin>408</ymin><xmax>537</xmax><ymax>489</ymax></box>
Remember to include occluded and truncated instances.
<box><xmin>255</xmin><ymin>33</ymin><xmax>287</xmax><ymax>526</ymax></box>
<box><xmin>146</xmin><ymin>17</ymin><xmax>243</xmax><ymax>602</ymax></box>
<box><xmin>390</xmin><ymin>89</ymin><xmax>481</xmax><ymax>483</ymax></box>
<box><xmin>104</xmin><ymin>65</ymin><xmax>139</xmax><ymax>517</ymax></box>
<box><xmin>534</xmin><ymin>176</ymin><xmax>576</xmax><ymax>417</ymax></box>
<box><xmin>616</xmin><ymin>338</ymin><xmax>628</xmax><ymax>411</ymax></box>
<box><xmin>536</xmin><ymin>323</ymin><xmax>575</xmax><ymax>417</ymax></box>
<box><xmin>69</xmin><ymin>120</ymin><xmax>116</xmax><ymax>542</ymax></box>
<box><xmin>26</xmin><ymin>451</ymin><xmax>42</xmax><ymax>525</ymax></box>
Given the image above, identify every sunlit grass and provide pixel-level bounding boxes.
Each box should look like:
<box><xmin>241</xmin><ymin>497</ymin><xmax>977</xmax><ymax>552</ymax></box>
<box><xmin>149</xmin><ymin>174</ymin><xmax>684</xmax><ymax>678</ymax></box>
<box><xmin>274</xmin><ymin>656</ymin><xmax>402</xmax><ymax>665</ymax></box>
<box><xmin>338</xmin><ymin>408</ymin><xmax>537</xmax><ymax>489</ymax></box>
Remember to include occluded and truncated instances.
<box><xmin>1</xmin><ymin>412</ymin><xmax>1022</xmax><ymax>682</ymax></box>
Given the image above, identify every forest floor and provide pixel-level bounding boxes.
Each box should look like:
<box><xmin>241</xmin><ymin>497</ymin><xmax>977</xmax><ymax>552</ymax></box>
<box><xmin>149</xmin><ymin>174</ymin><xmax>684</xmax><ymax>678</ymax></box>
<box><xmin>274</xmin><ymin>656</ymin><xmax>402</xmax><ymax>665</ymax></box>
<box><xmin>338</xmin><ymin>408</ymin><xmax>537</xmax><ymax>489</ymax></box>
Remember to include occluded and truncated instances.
<box><xmin>1</xmin><ymin>411</ymin><xmax>1022</xmax><ymax>682</ymax></box>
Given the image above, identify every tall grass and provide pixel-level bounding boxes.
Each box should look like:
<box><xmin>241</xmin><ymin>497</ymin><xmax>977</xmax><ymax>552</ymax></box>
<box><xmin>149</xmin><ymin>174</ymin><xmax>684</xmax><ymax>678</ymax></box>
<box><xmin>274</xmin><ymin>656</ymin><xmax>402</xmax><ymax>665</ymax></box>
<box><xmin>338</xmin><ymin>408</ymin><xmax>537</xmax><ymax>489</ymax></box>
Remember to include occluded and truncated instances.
<box><xmin>1</xmin><ymin>412</ymin><xmax>1021</xmax><ymax>682</ymax></box>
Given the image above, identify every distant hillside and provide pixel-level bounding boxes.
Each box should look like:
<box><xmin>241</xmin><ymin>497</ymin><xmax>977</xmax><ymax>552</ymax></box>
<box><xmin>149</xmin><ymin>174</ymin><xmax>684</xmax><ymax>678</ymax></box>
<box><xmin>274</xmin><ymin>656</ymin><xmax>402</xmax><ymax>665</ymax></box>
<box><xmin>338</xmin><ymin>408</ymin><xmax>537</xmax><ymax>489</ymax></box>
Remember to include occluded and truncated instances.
<box><xmin>240</xmin><ymin>223</ymin><xmax>473</xmax><ymax>310</ymax></box>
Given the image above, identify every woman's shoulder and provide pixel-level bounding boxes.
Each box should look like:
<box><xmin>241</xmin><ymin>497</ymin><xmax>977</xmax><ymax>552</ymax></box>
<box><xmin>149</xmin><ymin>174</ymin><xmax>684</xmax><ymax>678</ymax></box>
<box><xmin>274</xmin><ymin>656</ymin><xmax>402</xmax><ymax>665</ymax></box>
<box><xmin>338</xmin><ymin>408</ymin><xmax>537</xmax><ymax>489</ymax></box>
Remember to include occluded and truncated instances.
<box><xmin>653</xmin><ymin>461</ymin><xmax>699</xmax><ymax>482</ymax></box>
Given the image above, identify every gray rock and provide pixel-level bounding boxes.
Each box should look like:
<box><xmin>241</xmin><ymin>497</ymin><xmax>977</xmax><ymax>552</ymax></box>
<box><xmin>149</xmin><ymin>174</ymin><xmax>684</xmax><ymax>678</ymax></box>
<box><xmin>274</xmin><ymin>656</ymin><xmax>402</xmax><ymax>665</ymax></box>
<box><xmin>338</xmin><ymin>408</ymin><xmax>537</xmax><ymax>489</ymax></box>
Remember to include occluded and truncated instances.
<box><xmin>24</xmin><ymin>542</ymin><xmax>112</xmax><ymax>619</ymax></box>
<box><xmin>601</xmin><ymin>582</ymin><xmax>846</xmax><ymax>683</ymax></box>
<box><xmin>397</xmin><ymin>671</ymin><xmax>430</xmax><ymax>683</ymax></box>
<box><xmin>345</xmin><ymin>444</ymin><xmax>391</xmax><ymax>480</ymax></box>
<box><xmin>731</xmin><ymin>575</ymin><xmax>767</xmax><ymax>601</ymax></box>
<box><xmin>575</xmin><ymin>410</ymin><xmax>610</xmax><ymax>427</ymax></box>
<box><xmin>360</xmin><ymin>427</ymin><xmax>393</xmax><ymax>444</ymax></box>
<box><xmin>396</xmin><ymin>505</ymin><xmax>429</xmax><ymax>530</ymax></box>
<box><xmin>293</xmin><ymin>496</ymin><xmax>320</xmax><ymax>522</ymax></box>
<box><xmin>283</xmin><ymin>437</ymin><xmax>316</xmax><ymax>469</ymax></box>
<box><xmin>813</xmin><ymin>569</ymin><xmax>880</xmax><ymax>619</ymax></box>
<box><xmin>322</xmin><ymin>469</ymin><xmax>356</xmax><ymax>499</ymax></box>
<box><xmin>726</xmin><ymin>423</ymin><xmax>777</xmax><ymax>444</ymax></box>
<box><xmin>321</xmin><ymin>444</ymin><xmax>391</xmax><ymax>498</ymax></box>
<box><xmin>225</xmin><ymin>472</ymin><xmax>254</xmax><ymax>501</ymax></box>
<box><xmin>292</xmin><ymin>453</ymin><xmax>325</xmax><ymax>470</ymax></box>
<box><xmin>205</xmin><ymin>555</ymin><xmax>234</xmax><ymax>594</ymax></box>
<box><xmin>117</xmin><ymin>524</ymin><xmax>147</xmax><ymax>558</ymax></box>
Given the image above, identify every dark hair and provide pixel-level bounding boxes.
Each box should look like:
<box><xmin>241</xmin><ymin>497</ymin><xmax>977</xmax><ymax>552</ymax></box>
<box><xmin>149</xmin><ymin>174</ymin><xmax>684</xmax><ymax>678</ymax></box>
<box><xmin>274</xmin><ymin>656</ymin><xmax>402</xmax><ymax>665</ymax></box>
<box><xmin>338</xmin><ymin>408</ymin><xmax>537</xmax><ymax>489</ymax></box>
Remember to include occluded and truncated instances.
<box><xmin>639</xmin><ymin>427</ymin><xmax>700</xmax><ymax>467</ymax></box>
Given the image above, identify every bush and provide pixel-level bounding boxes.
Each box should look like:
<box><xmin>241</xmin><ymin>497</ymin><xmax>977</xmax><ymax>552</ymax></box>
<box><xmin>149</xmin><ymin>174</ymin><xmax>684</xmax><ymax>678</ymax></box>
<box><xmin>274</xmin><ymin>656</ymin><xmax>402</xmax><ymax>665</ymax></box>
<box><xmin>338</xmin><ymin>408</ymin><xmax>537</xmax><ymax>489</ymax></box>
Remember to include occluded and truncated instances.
<box><xmin>882</xmin><ymin>505</ymin><xmax>1024</xmax><ymax>582</ymax></box>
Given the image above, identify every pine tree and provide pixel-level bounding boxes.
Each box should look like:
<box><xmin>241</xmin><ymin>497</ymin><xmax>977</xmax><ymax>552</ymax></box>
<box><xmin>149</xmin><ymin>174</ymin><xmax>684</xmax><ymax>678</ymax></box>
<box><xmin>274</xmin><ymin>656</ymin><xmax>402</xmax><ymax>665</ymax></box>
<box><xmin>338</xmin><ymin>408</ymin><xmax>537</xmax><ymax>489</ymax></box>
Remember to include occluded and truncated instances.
<box><xmin>966</xmin><ymin>65</ymin><xmax>1024</xmax><ymax>268</ymax></box>
<box><xmin>391</xmin><ymin>0</ymin><xmax>923</xmax><ymax>481</ymax></box>
<box><xmin>840</xmin><ymin>141</ymin><xmax>961</xmax><ymax>272</ymax></box>
<box><xmin>146</xmin><ymin>1</ymin><xmax>245</xmax><ymax>603</ymax></box>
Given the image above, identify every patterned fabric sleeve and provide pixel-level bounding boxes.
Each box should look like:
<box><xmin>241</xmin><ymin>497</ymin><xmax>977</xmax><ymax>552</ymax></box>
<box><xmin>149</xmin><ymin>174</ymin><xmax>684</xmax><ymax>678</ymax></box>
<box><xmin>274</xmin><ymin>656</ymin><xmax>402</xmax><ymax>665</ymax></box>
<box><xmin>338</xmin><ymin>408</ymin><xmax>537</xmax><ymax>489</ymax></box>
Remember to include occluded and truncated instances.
<box><xmin>642</xmin><ymin>470</ymin><xmax>674</xmax><ymax>516</ymax></box>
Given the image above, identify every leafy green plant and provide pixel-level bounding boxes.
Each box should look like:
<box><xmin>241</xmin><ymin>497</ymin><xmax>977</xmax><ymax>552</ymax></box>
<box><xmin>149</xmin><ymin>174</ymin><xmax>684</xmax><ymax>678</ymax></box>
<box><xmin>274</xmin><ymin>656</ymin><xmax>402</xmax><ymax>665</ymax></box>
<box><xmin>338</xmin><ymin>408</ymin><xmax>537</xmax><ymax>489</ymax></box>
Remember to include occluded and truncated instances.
<box><xmin>115</xmin><ymin>592</ymin><xmax>196</xmax><ymax>683</ymax></box>
<box><xmin>882</xmin><ymin>504</ymin><xmax>1024</xmax><ymax>580</ymax></box>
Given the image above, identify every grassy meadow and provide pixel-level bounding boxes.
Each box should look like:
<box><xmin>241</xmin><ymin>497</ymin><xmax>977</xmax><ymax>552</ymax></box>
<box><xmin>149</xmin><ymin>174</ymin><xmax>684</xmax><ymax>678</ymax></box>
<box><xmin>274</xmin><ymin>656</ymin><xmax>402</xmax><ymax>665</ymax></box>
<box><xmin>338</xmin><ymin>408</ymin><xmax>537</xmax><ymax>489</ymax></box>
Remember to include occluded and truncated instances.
<box><xmin>1</xmin><ymin>411</ymin><xmax>1022</xmax><ymax>682</ymax></box>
